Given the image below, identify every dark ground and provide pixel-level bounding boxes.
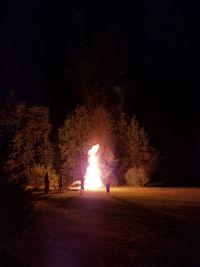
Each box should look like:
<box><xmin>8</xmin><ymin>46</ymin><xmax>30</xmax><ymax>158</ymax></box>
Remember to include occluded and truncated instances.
<box><xmin>2</xmin><ymin>188</ymin><xmax>200</xmax><ymax>267</ymax></box>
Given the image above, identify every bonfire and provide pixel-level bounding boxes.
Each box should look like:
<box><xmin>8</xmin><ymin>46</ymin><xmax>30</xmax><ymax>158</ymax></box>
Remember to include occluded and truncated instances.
<box><xmin>84</xmin><ymin>144</ymin><xmax>103</xmax><ymax>190</ymax></box>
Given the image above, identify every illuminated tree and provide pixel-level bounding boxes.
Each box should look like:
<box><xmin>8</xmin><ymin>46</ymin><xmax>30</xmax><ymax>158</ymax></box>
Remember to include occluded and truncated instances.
<box><xmin>59</xmin><ymin>106</ymin><xmax>159</xmax><ymax>187</ymax></box>
<box><xmin>122</xmin><ymin>115</ymin><xmax>160</xmax><ymax>186</ymax></box>
<box><xmin>59</xmin><ymin>106</ymin><xmax>90</xmax><ymax>185</ymax></box>
<box><xmin>58</xmin><ymin>105</ymin><xmax>116</xmax><ymax>186</ymax></box>
<box><xmin>6</xmin><ymin>106</ymin><xmax>54</xmax><ymax>183</ymax></box>
<box><xmin>88</xmin><ymin>105</ymin><xmax>116</xmax><ymax>184</ymax></box>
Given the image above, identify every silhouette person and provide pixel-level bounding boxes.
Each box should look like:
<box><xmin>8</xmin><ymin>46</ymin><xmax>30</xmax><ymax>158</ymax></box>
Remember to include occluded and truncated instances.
<box><xmin>58</xmin><ymin>175</ymin><xmax>63</xmax><ymax>193</ymax></box>
<box><xmin>44</xmin><ymin>172</ymin><xmax>50</xmax><ymax>194</ymax></box>
<box><xmin>106</xmin><ymin>180</ymin><xmax>110</xmax><ymax>194</ymax></box>
<box><xmin>80</xmin><ymin>178</ymin><xmax>84</xmax><ymax>195</ymax></box>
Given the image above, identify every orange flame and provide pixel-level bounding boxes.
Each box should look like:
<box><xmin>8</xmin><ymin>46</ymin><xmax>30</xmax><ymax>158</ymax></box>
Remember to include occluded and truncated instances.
<box><xmin>84</xmin><ymin>144</ymin><xmax>103</xmax><ymax>190</ymax></box>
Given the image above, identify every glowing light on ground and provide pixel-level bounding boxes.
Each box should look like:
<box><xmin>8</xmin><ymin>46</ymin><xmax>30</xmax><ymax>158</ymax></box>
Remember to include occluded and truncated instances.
<box><xmin>84</xmin><ymin>144</ymin><xmax>103</xmax><ymax>190</ymax></box>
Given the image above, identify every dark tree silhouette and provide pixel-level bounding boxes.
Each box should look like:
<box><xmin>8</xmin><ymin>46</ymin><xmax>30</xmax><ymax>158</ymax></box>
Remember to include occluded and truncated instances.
<box><xmin>0</xmin><ymin>91</ymin><xmax>25</xmax><ymax>177</ymax></box>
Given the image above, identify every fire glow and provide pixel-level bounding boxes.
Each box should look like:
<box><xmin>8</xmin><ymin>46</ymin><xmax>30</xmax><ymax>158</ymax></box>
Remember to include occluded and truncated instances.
<box><xmin>84</xmin><ymin>144</ymin><xmax>103</xmax><ymax>190</ymax></box>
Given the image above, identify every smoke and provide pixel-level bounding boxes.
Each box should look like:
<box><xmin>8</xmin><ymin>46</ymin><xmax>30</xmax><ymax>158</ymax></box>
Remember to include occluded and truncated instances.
<box><xmin>111</xmin><ymin>85</ymin><xmax>126</xmax><ymax>113</ymax></box>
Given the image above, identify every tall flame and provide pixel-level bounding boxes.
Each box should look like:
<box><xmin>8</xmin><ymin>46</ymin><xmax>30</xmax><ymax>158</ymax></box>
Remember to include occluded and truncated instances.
<box><xmin>84</xmin><ymin>144</ymin><xmax>103</xmax><ymax>190</ymax></box>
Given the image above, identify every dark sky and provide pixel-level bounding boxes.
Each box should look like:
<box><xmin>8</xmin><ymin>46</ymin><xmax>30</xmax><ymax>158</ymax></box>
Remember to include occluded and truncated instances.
<box><xmin>0</xmin><ymin>1</ymin><xmax>200</xmax><ymax>183</ymax></box>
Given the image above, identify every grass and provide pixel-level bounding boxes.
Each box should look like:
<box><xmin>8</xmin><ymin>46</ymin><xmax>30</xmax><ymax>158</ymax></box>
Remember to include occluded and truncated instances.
<box><xmin>5</xmin><ymin>187</ymin><xmax>200</xmax><ymax>267</ymax></box>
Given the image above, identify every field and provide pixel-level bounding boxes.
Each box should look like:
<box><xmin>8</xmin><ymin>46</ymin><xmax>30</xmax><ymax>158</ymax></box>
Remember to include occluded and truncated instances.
<box><xmin>4</xmin><ymin>187</ymin><xmax>200</xmax><ymax>267</ymax></box>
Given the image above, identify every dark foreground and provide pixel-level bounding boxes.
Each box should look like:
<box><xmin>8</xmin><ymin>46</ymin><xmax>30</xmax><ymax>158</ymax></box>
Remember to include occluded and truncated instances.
<box><xmin>2</xmin><ymin>188</ymin><xmax>200</xmax><ymax>267</ymax></box>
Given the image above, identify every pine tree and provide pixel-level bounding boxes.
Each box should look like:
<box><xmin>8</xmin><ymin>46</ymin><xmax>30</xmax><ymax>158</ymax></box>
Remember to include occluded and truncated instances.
<box><xmin>117</xmin><ymin>114</ymin><xmax>160</xmax><ymax>186</ymax></box>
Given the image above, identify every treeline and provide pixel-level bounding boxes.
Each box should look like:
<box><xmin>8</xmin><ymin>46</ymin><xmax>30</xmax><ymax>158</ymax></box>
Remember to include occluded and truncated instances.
<box><xmin>1</xmin><ymin>91</ymin><xmax>160</xmax><ymax>188</ymax></box>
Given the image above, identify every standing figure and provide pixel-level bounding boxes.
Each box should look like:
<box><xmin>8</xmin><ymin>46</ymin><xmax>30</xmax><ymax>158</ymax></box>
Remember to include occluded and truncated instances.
<box><xmin>58</xmin><ymin>175</ymin><xmax>63</xmax><ymax>193</ymax></box>
<box><xmin>106</xmin><ymin>180</ymin><xmax>110</xmax><ymax>194</ymax></box>
<box><xmin>80</xmin><ymin>178</ymin><xmax>84</xmax><ymax>195</ymax></box>
<box><xmin>44</xmin><ymin>172</ymin><xmax>50</xmax><ymax>194</ymax></box>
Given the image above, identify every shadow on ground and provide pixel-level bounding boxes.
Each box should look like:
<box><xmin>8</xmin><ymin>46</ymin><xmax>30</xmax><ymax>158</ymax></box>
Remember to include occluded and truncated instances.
<box><xmin>5</xmin><ymin>191</ymin><xmax>200</xmax><ymax>267</ymax></box>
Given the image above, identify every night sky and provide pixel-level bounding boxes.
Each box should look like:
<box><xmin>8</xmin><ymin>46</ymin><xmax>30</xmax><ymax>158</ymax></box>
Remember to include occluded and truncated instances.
<box><xmin>0</xmin><ymin>1</ymin><xmax>200</xmax><ymax>184</ymax></box>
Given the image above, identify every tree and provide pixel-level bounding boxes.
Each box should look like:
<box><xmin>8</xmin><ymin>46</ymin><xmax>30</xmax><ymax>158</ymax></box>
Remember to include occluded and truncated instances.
<box><xmin>115</xmin><ymin>112</ymin><xmax>130</xmax><ymax>184</ymax></box>
<box><xmin>6</xmin><ymin>106</ymin><xmax>54</xmax><ymax>183</ymax></box>
<box><xmin>58</xmin><ymin>105</ymin><xmax>116</xmax><ymax>186</ymax></box>
<box><xmin>0</xmin><ymin>91</ymin><xmax>25</xmax><ymax>176</ymax></box>
<box><xmin>88</xmin><ymin>105</ymin><xmax>117</xmax><ymax>185</ymax></box>
<box><xmin>119</xmin><ymin>114</ymin><xmax>160</xmax><ymax>186</ymax></box>
<box><xmin>59</xmin><ymin>106</ymin><xmax>90</xmax><ymax>185</ymax></box>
